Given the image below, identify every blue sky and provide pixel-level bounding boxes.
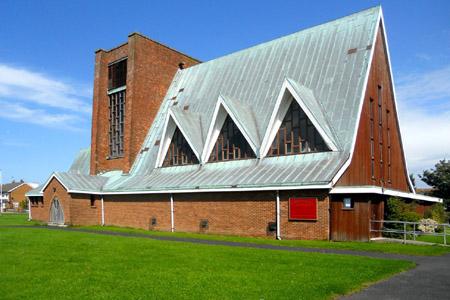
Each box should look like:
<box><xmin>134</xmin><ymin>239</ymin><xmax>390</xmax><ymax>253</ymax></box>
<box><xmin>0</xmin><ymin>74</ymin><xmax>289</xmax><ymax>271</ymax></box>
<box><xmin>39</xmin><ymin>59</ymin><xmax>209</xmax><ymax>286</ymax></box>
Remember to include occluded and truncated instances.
<box><xmin>0</xmin><ymin>0</ymin><xmax>449</xmax><ymax>186</ymax></box>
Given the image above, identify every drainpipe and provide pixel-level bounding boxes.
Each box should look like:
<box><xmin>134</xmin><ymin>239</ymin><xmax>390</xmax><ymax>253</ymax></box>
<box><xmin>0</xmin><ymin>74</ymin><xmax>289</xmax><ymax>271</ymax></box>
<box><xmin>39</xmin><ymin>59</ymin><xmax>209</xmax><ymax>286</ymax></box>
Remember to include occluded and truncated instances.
<box><xmin>170</xmin><ymin>193</ymin><xmax>175</xmax><ymax>232</ymax></box>
<box><xmin>101</xmin><ymin>195</ymin><xmax>105</xmax><ymax>226</ymax></box>
<box><xmin>276</xmin><ymin>190</ymin><xmax>281</xmax><ymax>240</ymax></box>
<box><xmin>27</xmin><ymin>198</ymin><xmax>32</xmax><ymax>220</ymax></box>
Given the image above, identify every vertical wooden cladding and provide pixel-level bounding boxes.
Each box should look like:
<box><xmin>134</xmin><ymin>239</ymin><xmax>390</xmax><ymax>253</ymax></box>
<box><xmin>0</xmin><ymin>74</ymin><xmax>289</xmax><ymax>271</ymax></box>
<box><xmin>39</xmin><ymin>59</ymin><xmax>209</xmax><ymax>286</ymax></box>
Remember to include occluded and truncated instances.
<box><xmin>330</xmin><ymin>195</ymin><xmax>383</xmax><ymax>241</ymax></box>
<box><xmin>337</xmin><ymin>25</ymin><xmax>410</xmax><ymax>192</ymax></box>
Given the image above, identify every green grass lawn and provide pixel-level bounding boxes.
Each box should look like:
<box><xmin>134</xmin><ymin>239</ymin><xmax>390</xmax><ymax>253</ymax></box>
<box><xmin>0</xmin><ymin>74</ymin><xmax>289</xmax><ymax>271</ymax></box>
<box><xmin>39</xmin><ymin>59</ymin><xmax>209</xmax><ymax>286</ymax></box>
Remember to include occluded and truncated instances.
<box><xmin>2</xmin><ymin>214</ymin><xmax>449</xmax><ymax>256</ymax></box>
<box><xmin>416</xmin><ymin>234</ymin><xmax>449</xmax><ymax>245</ymax></box>
<box><xmin>0</xmin><ymin>213</ymin><xmax>42</xmax><ymax>226</ymax></box>
<box><xmin>0</xmin><ymin>226</ymin><xmax>413</xmax><ymax>300</ymax></box>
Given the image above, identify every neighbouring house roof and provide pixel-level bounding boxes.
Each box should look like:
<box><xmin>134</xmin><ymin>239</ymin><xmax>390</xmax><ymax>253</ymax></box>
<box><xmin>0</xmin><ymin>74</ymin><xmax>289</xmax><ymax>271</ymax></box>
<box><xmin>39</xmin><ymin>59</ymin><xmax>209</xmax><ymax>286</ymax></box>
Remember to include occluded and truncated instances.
<box><xmin>34</xmin><ymin>6</ymin><xmax>439</xmax><ymax>203</ymax></box>
<box><xmin>1</xmin><ymin>181</ymin><xmax>23</xmax><ymax>193</ymax></box>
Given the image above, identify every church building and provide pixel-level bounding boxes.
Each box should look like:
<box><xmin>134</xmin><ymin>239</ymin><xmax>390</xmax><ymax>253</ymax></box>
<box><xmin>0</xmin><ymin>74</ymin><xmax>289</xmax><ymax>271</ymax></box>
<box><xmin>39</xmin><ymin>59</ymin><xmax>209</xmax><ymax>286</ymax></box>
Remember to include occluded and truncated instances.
<box><xmin>27</xmin><ymin>6</ymin><xmax>440</xmax><ymax>241</ymax></box>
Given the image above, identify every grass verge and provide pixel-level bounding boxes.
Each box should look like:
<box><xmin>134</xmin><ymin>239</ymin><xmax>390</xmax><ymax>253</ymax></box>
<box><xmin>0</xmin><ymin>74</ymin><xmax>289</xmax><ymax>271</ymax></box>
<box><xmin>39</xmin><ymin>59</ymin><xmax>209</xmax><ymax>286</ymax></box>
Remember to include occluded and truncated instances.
<box><xmin>0</xmin><ymin>226</ymin><xmax>413</xmax><ymax>299</ymax></box>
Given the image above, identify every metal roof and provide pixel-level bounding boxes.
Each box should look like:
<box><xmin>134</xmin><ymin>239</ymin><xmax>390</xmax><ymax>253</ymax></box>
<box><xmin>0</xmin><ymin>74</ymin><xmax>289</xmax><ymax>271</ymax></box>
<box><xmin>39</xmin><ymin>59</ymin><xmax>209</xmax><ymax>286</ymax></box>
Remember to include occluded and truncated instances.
<box><xmin>68</xmin><ymin>148</ymin><xmax>91</xmax><ymax>175</ymax></box>
<box><xmin>41</xmin><ymin>7</ymin><xmax>385</xmax><ymax>195</ymax></box>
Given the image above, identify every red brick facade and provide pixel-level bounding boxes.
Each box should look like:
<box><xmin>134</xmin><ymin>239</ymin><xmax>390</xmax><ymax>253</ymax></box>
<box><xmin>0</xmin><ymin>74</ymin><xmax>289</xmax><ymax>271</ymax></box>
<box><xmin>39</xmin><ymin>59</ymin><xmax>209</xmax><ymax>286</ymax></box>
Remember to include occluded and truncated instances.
<box><xmin>31</xmin><ymin>187</ymin><xmax>330</xmax><ymax>240</ymax></box>
<box><xmin>90</xmin><ymin>33</ymin><xmax>199</xmax><ymax>175</ymax></box>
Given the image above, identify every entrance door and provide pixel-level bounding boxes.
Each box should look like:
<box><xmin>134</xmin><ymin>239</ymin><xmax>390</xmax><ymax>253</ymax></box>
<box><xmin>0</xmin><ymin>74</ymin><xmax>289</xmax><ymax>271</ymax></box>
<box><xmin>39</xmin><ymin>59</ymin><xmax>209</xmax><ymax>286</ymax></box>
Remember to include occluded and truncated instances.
<box><xmin>49</xmin><ymin>198</ymin><xmax>64</xmax><ymax>225</ymax></box>
<box><xmin>330</xmin><ymin>196</ymin><xmax>370</xmax><ymax>241</ymax></box>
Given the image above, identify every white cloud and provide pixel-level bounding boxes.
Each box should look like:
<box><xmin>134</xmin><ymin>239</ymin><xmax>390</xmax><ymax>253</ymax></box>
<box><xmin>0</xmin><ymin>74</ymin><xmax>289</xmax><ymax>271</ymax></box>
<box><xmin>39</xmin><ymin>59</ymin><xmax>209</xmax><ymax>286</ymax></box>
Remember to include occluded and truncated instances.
<box><xmin>396</xmin><ymin>65</ymin><xmax>450</xmax><ymax>107</ymax></box>
<box><xmin>0</xmin><ymin>63</ymin><xmax>91</xmax><ymax>130</ymax></box>
<box><xmin>396</xmin><ymin>65</ymin><xmax>450</xmax><ymax>183</ymax></box>
<box><xmin>0</xmin><ymin>64</ymin><xmax>92</xmax><ymax>114</ymax></box>
<box><xmin>0</xmin><ymin>100</ymin><xmax>83</xmax><ymax>131</ymax></box>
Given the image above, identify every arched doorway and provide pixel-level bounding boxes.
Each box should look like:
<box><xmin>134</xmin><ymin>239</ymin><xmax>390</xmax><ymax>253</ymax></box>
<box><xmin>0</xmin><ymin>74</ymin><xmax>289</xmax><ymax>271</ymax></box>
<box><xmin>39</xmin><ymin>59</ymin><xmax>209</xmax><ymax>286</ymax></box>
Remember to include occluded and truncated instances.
<box><xmin>49</xmin><ymin>198</ymin><xmax>64</xmax><ymax>225</ymax></box>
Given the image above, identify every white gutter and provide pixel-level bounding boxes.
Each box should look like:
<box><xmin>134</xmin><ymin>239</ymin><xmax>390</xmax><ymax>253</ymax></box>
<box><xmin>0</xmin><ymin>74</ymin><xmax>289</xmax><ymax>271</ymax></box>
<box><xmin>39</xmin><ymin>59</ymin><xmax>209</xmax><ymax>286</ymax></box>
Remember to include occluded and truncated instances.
<box><xmin>330</xmin><ymin>186</ymin><xmax>442</xmax><ymax>203</ymax></box>
<box><xmin>101</xmin><ymin>195</ymin><xmax>105</xmax><ymax>226</ymax></box>
<box><xmin>170</xmin><ymin>193</ymin><xmax>175</xmax><ymax>232</ymax></box>
<box><xmin>66</xmin><ymin>184</ymin><xmax>332</xmax><ymax>196</ymax></box>
<box><xmin>276</xmin><ymin>191</ymin><xmax>281</xmax><ymax>240</ymax></box>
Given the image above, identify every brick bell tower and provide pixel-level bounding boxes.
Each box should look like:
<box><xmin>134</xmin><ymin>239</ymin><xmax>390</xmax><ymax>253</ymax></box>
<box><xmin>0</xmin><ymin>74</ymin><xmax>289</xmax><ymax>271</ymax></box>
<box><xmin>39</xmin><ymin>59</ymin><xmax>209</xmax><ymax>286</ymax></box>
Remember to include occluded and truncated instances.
<box><xmin>90</xmin><ymin>33</ymin><xmax>199</xmax><ymax>175</ymax></box>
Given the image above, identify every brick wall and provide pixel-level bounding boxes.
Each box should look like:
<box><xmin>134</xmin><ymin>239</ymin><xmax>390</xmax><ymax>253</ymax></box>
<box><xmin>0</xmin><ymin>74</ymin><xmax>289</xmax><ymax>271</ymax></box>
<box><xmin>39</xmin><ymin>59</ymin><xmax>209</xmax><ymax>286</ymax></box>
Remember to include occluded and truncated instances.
<box><xmin>31</xmin><ymin>178</ymin><xmax>72</xmax><ymax>224</ymax></box>
<box><xmin>101</xmin><ymin>190</ymin><xmax>329</xmax><ymax>240</ymax></box>
<box><xmin>90</xmin><ymin>33</ymin><xmax>199</xmax><ymax>175</ymax></box>
<box><xmin>31</xmin><ymin>186</ymin><xmax>330</xmax><ymax>240</ymax></box>
<box><xmin>280</xmin><ymin>190</ymin><xmax>330</xmax><ymax>240</ymax></box>
<box><xmin>103</xmin><ymin>194</ymin><xmax>171</xmax><ymax>230</ymax></box>
<box><xmin>69</xmin><ymin>194</ymin><xmax>101</xmax><ymax>226</ymax></box>
<box><xmin>9</xmin><ymin>184</ymin><xmax>32</xmax><ymax>205</ymax></box>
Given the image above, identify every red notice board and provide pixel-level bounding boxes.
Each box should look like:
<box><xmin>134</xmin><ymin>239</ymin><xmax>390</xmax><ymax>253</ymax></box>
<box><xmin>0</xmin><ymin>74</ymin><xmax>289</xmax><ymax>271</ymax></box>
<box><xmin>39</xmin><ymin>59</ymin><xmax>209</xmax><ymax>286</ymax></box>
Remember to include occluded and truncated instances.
<box><xmin>289</xmin><ymin>198</ymin><xmax>317</xmax><ymax>221</ymax></box>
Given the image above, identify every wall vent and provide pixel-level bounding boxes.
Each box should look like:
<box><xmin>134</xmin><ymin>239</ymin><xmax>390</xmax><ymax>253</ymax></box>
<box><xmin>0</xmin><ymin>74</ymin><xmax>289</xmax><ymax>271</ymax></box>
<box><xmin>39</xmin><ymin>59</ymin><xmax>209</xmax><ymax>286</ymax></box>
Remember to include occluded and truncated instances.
<box><xmin>347</xmin><ymin>48</ymin><xmax>357</xmax><ymax>54</ymax></box>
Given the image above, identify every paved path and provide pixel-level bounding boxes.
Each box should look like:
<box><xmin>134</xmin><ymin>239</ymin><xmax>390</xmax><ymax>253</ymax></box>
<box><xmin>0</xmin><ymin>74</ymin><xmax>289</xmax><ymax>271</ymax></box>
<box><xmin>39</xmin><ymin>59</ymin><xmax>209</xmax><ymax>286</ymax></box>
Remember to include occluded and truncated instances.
<box><xmin>5</xmin><ymin>225</ymin><xmax>450</xmax><ymax>299</ymax></box>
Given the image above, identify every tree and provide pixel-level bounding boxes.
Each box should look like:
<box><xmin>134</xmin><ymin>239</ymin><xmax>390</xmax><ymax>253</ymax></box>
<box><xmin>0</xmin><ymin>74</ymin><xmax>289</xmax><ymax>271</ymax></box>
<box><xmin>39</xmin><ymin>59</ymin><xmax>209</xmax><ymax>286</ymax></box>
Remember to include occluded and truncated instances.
<box><xmin>420</xmin><ymin>159</ymin><xmax>450</xmax><ymax>209</ymax></box>
<box><xmin>409</xmin><ymin>173</ymin><xmax>416</xmax><ymax>188</ymax></box>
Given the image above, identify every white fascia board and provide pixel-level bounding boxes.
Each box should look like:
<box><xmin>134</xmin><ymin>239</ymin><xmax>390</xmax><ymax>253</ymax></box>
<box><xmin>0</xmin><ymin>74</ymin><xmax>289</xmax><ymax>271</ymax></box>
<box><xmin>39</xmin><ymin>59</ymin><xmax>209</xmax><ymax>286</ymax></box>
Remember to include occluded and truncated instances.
<box><xmin>218</xmin><ymin>96</ymin><xmax>259</xmax><ymax>156</ymax></box>
<box><xmin>39</xmin><ymin>173</ymin><xmax>70</xmax><ymax>193</ymax></box>
<box><xmin>201</xmin><ymin>97</ymin><xmax>224</xmax><ymax>162</ymax></box>
<box><xmin>155</xmin><ymin>112</ymin><xmax>173</xmax><ymax>168</ymax></box>
<box><xmin>379</xmin><ymin>9</ymin><xmax>415</xmax><ymax>193</ymax></box>
<box><xmin>67</xmin><ymin>183</ymin><xmax>332</xmax><ymax>196</ymax></box>
<box><xmin>260</xmin><ymin>79</ymin><xmax>337</xmax><ymax>158</ymax></box>
<box><xmin>331</xmin><ymin>10</ymin><xmax>382</xmax><ymax>186</ymax></box>
<box><xmin>330</xmin><ymin>186</ymin><xmax>442</xmax><ymax>203</ymax></box>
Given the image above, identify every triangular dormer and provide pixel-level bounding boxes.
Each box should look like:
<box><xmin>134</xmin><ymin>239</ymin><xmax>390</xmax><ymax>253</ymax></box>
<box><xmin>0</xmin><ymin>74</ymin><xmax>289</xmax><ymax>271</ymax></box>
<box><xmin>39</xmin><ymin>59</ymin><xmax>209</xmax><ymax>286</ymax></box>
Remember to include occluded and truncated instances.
<box><xmin>202</xmin><ymin>95</ymin><xmax>258</xmax><ymax>162</ymax></box>
<box><xmin>260</xmin><ymin>79</ymin><xmax>338</xmax><ymax>157</ymax></box>
<box><xmin>162</xmin><ymin>127</ymin><xmax>199</xmax><ymax>167</ymax></box>
<box><xmin>155</xmin><ymin>109</ymin><xmax>202</xmax><ymax>167</ymax></box>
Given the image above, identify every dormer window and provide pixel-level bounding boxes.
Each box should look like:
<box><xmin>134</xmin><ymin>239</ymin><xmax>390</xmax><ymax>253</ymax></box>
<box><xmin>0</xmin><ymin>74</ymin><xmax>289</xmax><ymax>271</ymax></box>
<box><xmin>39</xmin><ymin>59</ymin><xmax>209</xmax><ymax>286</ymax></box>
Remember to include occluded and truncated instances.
<box><xmin>209</xmin><ymin>115</ymin><xmax>256</xmax><ymax>162</ymax></box>
<box><xmin>162</xmin><ymin>128</ymin><xmax>199</xmax><ymax>167</ymax></box>
<box><xmin>267</xmin><ymin>95</ymin><xmax>329</xmax><ymax>157</ymax></box>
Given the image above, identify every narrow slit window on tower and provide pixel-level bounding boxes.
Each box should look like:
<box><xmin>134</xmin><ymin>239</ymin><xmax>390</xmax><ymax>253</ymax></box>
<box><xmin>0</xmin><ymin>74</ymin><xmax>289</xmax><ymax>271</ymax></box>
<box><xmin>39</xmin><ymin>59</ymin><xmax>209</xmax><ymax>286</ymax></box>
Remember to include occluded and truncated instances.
<box><xmin>209</xmin><ymin>116</ymin><xmax>255</xmax><ymax>162</ymax></box>
<box><xmin>108</xmin><ymin>58</ymin><xmax>127</xmax><ymax>158</ymax></box>
<box><xmin>268</xmin><ymin>100</ymin><xmax>329</xmax><ymax>157</ymax></box>
<box><xmin>387</xmin><ymin>109</ymin><xmax>391</xmax><ymax>183</ymax></box>
<box><xmin>369</xmin><ymin>98</ymin><xmax>375</xmax><ymax>180</ymax></box>
<box><xmin>162</xmin><ymin>128</ymin><xmax>199</xmax><ymax>167</ymax></box>
<box><xmin>377</xmin><ymin>85</ymin><xmax>383</xmax><ymax>182</ymax></box>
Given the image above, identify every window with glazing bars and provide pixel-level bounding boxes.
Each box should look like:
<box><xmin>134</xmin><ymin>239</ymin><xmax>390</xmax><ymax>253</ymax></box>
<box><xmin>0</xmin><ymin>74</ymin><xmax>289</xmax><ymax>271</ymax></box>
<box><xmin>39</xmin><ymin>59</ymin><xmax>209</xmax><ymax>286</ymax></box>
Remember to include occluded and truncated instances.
<box><xmin>108</xmin><ymin>59</ymin><xmax>127</xmax><ymax>90</ymax></box>
<box><xmin>109</xmin><ymin>90</ymin><xmax>125</xmax><ymax>158</ymax></box>
<box><xmin>268</xmin><ymin>100</ymin><xmax>329</xmax><ymax>157</ymax></box>
<box><xmin>209</xmin><ymin>115</ymin><xmax>255</xmax><ymax>162</ymax></box>
<box><xmin>163</xmin><ymin>128</ymin><xmax>199</xmax><ymax>167</ymax></box>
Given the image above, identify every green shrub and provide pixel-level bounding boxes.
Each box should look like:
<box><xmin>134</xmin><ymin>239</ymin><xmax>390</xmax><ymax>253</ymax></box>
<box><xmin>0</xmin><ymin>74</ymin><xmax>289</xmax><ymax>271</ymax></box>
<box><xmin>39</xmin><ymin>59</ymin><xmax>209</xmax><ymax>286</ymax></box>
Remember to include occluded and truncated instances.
<box><xmin>386</xmin><ymin>197</ymin><xmax>420</xmax><ymax>222</ymax></box>
<box><xmin>429</xmin><ymin>203</ymin><xmax>447</xmax><ymax>224</ymax></box>
<box><xmin>19</xmin><ymin>200</ymin><xmax>28</xmax><ymax>210</ymax></box>
<box><xmin>385</xmin><ymin>197</ymin><xmax>420</xmax><ymax>238</ymax></box>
